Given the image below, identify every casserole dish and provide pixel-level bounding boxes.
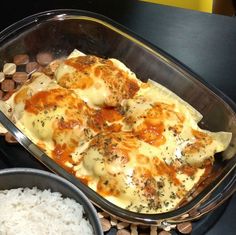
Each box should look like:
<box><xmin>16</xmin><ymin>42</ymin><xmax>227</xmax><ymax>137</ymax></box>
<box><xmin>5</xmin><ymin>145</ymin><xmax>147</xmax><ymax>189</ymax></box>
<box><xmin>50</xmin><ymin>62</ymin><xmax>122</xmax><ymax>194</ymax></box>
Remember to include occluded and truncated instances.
<box><xmin>0</xmin><ymin>9</ymin><xmax>235</xmax><ymax>227</ymax></box>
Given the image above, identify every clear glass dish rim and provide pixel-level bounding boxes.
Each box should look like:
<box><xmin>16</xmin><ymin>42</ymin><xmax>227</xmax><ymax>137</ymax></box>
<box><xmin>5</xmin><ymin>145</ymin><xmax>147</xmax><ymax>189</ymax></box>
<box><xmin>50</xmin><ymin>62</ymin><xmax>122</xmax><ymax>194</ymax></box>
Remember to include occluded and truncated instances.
<box><xmin>0</xmin><ymin>9</ymin><xmax>235</xmax><ymax>225</ymax></box>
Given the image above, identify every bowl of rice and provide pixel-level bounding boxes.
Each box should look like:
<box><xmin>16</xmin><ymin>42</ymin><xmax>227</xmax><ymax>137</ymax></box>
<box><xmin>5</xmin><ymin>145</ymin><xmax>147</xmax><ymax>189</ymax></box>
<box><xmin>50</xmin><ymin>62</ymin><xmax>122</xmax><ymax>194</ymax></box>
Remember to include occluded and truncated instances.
<box><xmin>0</xmin><ymin>167</ymin><xmax>103</xmax><ymax>235</ymax></box>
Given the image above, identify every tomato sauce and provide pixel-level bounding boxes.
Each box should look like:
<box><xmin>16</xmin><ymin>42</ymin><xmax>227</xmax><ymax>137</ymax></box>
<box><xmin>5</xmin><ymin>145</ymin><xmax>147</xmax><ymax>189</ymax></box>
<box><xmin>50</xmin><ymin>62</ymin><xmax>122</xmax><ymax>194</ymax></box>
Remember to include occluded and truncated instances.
<box><xmin>51</xmin><ymin>143</ymin><xmax>75</xmax><ymax>174</ymax></box>
<box><xmin>89</xmin><ymin>107</ymin><xmax>123</xmax><ymax>131</ymax></box>
<box><xmin>134</xmin><ymin>121</ymin><xmax>166</xmax><ymax>147</ymax></box>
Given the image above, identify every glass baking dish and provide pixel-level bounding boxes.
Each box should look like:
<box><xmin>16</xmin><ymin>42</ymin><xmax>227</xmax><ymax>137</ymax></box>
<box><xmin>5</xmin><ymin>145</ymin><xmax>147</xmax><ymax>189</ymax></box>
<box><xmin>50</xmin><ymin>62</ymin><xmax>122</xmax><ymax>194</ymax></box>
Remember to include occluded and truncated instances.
<box><xmin>0</xmin><ymin>9</ymin><xmax>235</xmax><ymax>227</ymax></box>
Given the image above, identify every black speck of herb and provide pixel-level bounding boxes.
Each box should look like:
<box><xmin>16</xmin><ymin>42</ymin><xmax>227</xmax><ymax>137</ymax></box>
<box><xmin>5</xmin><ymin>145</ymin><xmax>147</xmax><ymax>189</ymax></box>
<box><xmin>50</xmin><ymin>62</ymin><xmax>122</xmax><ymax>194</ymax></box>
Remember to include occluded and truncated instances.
<box><xmin>164</xmin><ymin>201</ymin><xmax>170</xmax><ymax>207</ymax></box>
<box><xmin>170</xmin><ymin>192</ymin><xmax>176</xmax><ymax>199</ymax></box>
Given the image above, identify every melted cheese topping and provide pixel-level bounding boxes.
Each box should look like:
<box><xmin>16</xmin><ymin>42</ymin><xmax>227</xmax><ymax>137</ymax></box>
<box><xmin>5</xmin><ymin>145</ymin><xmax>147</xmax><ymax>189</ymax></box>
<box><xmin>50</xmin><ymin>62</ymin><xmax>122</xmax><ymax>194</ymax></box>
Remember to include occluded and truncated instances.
<box><xmin>73</xmin><ymin>131</ymin><xmax>207</xmax><ymax>213</ymax></box>
<box><xmin>0</xmin><ymin>50</ymin><xmax>232</xmax><ymax>214</ymax></box>
<box><xmin>55</xmin><ymin>55</ymin><xmax>140</xmax><ymax>108</ymax></box>
<box><xmin>122</xmin><ymin>83</ymin><xmax>231</xmax><ymax>167</ymax></box>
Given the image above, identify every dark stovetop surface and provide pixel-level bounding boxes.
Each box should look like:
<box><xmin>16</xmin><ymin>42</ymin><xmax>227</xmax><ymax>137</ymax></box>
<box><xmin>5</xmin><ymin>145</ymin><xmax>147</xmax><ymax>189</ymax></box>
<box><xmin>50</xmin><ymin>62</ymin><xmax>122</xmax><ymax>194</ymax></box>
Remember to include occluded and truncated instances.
<box><xmin>0</xmin><ymin>1</ymin><xmax>235</xmax><ymax>234</ymax></box>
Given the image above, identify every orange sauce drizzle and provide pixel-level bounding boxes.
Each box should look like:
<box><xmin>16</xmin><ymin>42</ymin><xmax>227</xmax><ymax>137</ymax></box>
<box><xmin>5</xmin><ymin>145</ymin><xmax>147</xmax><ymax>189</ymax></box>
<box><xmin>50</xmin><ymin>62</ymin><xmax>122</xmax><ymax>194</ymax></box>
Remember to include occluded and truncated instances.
<box><xmin>89</xmin><ymin>107</ymin><xmax>123</xmax><ymax>132</ymax></box>
<box><xmin>183</xmin><ymin>129</ymin><xmax>213</xmax><ymax>154</ymax></box>
<box><xmin>24</xmin><ymin>88</ymin><xmax>82</xmax><ymax>114</ymax></box>
<box><xmin>51</xmin><ymin>143</ymin><xmax>75</xmax><ymax>174</ymax></box>
<box><xmin>153</xmin><ymin>159</ymin><xmax>181</xmax><ymax>185</ymax></box>
<box><xmin>134</xmin><ymin>120</ymin><xmax>166</xmax><ymax>147</ymax></box>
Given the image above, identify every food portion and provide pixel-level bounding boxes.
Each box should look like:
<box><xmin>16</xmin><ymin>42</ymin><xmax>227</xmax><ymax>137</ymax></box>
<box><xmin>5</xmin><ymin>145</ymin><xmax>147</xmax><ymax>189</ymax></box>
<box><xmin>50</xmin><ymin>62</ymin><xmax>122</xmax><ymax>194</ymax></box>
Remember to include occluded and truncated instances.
<box><xmin>0</xmin><ymin>187</ymin><xmax>94</xmax><ymax>235</ymax></box>
<box><xmin>55</xmin><ymin>50</ymin><xmax>140</xmax><ymax>108</ymax></box>
<box><xmin>74</xmin><ymin>131</ymin><xmax>207</xmax><ymax>213</ymax></box>
<box><xmin>0</xmin><ymin>49</ymin><xmax>232</xmax><ymax>214</ymax></box>
<box><xmin>122</xmin><ymin>80</ymin><xmax>230</xmax><ymax>167</ymax></box>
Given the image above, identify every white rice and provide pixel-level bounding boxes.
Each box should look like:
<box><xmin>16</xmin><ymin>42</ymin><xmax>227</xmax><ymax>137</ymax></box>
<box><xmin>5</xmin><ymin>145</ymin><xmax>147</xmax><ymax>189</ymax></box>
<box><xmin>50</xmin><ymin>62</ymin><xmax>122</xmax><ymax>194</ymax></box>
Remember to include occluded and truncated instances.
<box><xmin>0</xmin><ymin>187</ymin><xmax>94</xmax><ymax>235</ymax></box>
